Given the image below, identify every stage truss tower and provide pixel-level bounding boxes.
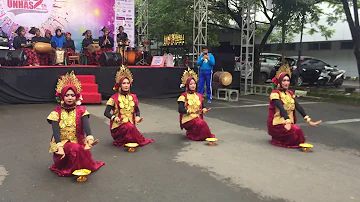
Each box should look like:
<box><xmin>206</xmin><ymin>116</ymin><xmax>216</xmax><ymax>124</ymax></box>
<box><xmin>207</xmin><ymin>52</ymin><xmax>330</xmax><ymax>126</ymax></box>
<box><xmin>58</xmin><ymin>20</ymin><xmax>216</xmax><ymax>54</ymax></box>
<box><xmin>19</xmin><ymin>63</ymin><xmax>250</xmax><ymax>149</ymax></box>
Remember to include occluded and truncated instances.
<box><xmin>240</xmin><ymin>0</ymin><xmax>256</xmax><ymax>94</ymax></box>
<box><xmin>192</xmin><ymin>0</ymin><xmax>256</xmax><ymax>94</ymax></box>
<box><xmin>137</xmin><ymin>0</ymin><xmax>149</xmax><ymax>45</ymax></box>
<box><xmin>192</xmin><ymin>0</ymin><xmax>208</xmax><ymax>65</ymax></box>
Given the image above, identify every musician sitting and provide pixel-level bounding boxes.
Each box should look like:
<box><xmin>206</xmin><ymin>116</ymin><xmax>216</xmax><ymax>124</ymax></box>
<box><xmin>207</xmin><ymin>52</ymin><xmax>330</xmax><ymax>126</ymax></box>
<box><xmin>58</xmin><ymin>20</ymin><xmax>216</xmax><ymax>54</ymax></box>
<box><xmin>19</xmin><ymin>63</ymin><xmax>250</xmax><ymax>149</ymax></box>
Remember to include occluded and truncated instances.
<box><xmin>44</xmin><ymin>30</ymin><xmax>52</xmax><ymax>43</ymax></box>
<box><xmin>50</xmin><ymin>28</ymin><xmax>66</xmax><ymax>65</ymax></box>
<box><xmin>13</xmin><ymin>26</ymin><xmax>40</xmax><ymax>66</ymax></box>
<box><xmin>82</xmin><ymin>30</ymin><xmax>101</xmax><ymax>65</ymax></box>
<box><xmin>30</xmin><ymin>27</ymin><xmax>52</xmax><ymax>66</ymax></box>
<box><xmin>50</xmin><ymin>28</ymin><xmax>66</xmax><ymax>50</ymax></box>
<box><xmin>99</xmin><ymin>26</ymin><xmax>114</xmax><ymax>52</ymax></box>
<box><xmin>63</xmin><ymin>32</ymin><xmax>76</xmax><ymax>64</ymax></box>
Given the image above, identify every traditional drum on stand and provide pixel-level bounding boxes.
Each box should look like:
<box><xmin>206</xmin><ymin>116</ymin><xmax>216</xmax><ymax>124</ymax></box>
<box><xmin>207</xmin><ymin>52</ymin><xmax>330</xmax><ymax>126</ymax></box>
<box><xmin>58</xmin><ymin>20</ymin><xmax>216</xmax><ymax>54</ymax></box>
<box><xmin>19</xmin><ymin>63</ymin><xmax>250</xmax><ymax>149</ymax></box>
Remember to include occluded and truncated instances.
<box><xmin>127</xmin><ymin>47</ymin><xmax>136</xmax><ymax>65</ymax></box>
<box><xmin>54</xmin><ymin>50</ymin><xmax>65</xmax><ymax>65</ymax></box>
<box><xmin>87</xmin><ymin>44</ymin><xmax>100</xmax><ymax>53</ymax></box>
<box><xmin>34</xmin><ymin>42</ymin><xmax>52</xmax><ymax>53</ymax></box>
<box><xmin>212</xmin><ymin>71</ymin><xmax>233</xmax><ymax>89</ymax></box>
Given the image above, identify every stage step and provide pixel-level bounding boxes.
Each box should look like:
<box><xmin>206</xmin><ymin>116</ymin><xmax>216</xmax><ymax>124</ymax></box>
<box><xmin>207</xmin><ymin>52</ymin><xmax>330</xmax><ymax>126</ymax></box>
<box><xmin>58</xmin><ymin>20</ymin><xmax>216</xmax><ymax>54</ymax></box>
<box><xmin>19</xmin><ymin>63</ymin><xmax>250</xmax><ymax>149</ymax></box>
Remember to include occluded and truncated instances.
<box><xmin>76</xmin><ymin>75</ymin><xmax>95</xmax><ymax>84</ymax></box>
<box><xmin>81</xmin><ymin>93</ymin><xmax>102</xmax><ymax>104</ymax></box>
<box><xmin>82</xmin><ymin>83</ymin><xmax>99</xmax><ymax>93</ymax></box>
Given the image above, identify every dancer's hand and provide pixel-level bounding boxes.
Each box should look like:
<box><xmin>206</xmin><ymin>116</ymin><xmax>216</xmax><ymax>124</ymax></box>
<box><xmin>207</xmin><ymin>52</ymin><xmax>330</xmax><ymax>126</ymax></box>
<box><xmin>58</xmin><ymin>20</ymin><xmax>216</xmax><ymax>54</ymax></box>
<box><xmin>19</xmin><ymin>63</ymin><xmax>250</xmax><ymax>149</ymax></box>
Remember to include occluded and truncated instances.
<box><xmin>202</xmin><ymin>108</ymin><xmax>211</xmax><ymax>114</ymax></box>
<box><xmin>114</xmin><ymin>117</ymin><xmax>121</xmax><ymax>123</ymax></box>
<box><xmin>135</xmin><ymin>116</ymin><xmax>143</xmax><ymax>124</ymax></box>
<box><xmin>284</xmin><ymin>123</ymin><xmax>291</xmax><ymax>131</ymax></box>
<box><xmin>87</xmin><ymin>139</ymin><xmax>99</xmax><ymax>147</ymax></box>
<box><xmin>308</xmin><ymin>120</ymin><xmax>322</xmax><ymax>127</ymax></box>
<box><xmin>55</xmin><ymin>147</ymin><xmax>65</xmax><ymax>159</ymax></box>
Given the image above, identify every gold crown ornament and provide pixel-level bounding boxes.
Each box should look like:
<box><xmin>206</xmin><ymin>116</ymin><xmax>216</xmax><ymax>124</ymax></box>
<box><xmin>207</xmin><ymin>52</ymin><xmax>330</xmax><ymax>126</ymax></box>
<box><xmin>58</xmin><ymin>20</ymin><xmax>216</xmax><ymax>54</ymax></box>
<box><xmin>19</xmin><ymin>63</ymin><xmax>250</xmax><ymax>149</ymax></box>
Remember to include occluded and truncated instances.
<box><xmin>275</xmin><ymin>63</ymin><xmax>292</xmax><ymax>80</ymax></box>
<box><xmin>55</xmin><ymin>71</ymin><xmax>82</xmax><ymax>102</ymax></box>
<box><xmin>180</xmin><ymin>67</ymin><xmax>198</xmax><ymax>88</ymax></box>
<box><xmin>113</xmin><ymin>65</ymin><xmax>134</xmax><ymax>91</ymax></box>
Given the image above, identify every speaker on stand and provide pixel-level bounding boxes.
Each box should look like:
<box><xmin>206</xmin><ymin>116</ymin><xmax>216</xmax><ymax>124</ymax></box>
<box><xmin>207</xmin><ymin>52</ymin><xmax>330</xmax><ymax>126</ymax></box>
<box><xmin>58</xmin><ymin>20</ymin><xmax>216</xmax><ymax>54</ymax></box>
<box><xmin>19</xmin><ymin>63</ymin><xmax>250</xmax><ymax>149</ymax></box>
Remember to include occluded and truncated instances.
<box><xmin>98</xmin><ymin>52</ymin><xmax>122</xmax><ymax>66</ymax></box>
<box><xmin>0</xmin><ymin>50</ymin><xmax>26</xmax><ymax>66</ymax></box>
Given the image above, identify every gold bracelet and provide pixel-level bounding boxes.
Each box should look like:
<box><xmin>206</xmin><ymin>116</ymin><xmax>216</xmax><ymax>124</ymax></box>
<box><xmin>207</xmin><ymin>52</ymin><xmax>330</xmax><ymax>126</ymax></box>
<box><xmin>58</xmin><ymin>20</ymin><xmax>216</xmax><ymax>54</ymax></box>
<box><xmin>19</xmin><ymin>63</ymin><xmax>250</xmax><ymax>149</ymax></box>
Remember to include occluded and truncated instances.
<box><xmin>285</xmin><ymin>119</ymin><xmax>292</xmax><ymax>124</ymax></box>
<box><xmin>86</xmin><ymin>135</ymin><xmax>94</xmax><ymax>142</ymax></box>
<box><xmin>111</xmin><ymin>115</ymin><xmax>115</xmax><ymax>120</ymax></box>
<box><xmin>304</xmin><ymin>115</ymin><xmax>311</xmax><ymax>122</ymax></box>
<box><xmin>56</xmin><ymin>142</ymin><xmax>64</xmax><ymax>148</ymax></box>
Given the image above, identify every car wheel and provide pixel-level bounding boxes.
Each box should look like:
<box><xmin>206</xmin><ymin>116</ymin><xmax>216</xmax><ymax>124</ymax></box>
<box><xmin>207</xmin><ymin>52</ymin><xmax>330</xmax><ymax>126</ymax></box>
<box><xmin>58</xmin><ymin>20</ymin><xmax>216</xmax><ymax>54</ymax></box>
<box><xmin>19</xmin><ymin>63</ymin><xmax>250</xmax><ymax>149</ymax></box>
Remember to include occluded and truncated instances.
<box><xmin>259</xmin><ymin>73</ymin><xmax>267</xmax><ymax>84</ymax></box>
<box><xmin>296</xmin><ymin>76</ymin><xmax>304</xmax><ymax>86</ymax></box>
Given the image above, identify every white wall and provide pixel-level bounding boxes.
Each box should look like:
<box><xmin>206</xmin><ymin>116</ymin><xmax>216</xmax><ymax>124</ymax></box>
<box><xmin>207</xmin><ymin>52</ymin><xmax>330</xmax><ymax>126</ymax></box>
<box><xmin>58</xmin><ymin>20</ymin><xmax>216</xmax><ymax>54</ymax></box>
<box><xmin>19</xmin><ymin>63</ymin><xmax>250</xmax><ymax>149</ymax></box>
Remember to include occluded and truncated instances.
<box><xmin>268</xmin><ymin>41</ymin><xmax>358</xmax><ymax>77</ymax></box>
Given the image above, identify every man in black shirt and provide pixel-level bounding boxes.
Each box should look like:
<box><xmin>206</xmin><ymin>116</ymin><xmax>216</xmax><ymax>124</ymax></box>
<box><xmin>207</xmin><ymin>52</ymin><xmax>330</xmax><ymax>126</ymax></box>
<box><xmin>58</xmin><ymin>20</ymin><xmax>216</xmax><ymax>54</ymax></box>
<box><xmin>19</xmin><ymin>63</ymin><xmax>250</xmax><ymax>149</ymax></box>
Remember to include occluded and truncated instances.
<box><xmin>116</xmin><ymin>26</ymin><xmax>128</xmax><ymax>43</ymax></box>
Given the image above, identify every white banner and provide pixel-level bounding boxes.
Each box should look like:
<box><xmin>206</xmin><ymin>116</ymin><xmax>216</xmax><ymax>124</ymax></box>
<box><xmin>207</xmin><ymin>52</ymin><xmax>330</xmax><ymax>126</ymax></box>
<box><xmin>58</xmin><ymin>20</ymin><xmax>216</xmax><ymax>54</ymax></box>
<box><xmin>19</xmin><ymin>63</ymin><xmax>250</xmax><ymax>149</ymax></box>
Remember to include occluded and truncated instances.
<box><xmin>114</xmin><ymin>0</ymin><xmax>135</xmax><ymax>48</ymax></box>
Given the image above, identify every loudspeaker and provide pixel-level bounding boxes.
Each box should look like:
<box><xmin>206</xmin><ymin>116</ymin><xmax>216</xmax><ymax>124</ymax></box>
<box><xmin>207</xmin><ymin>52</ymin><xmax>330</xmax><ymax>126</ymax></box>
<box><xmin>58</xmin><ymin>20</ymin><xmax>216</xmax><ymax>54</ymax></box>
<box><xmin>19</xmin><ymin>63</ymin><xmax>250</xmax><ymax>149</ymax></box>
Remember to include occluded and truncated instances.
<box><xmin>0</xmin><ymin>50</ymin><xmax>26</xmax><ymax>66</ymax></box>
<box><xmin>99</xmin><ymin>52</ymin><xmax>122</xmax><ymax>66</ymax></box>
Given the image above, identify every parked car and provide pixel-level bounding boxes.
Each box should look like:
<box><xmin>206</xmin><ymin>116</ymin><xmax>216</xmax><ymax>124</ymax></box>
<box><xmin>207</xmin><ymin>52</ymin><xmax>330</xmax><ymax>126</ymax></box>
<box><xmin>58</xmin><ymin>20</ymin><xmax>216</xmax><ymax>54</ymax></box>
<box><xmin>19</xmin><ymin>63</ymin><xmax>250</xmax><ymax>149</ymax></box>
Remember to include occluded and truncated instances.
<box><xmin>270</xmin><ymin>56</ymin><xmax>341</xmax><ymax>86</ymax></box>
<box><xmin>234</xmin><ymin>53</ymin><xmax>282</xmax><ymax>84</ymax></box>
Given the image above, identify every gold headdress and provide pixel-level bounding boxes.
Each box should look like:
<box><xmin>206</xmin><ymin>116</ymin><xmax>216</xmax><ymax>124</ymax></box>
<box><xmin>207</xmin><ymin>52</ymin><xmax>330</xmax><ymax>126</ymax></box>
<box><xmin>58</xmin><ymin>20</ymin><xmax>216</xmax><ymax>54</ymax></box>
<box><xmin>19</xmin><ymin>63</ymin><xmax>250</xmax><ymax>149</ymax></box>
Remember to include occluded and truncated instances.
<box><xmin>116</xmin><ymin>65</ymin><xmax>133</xmax><ymax>83</ymax></box>
<box><xmin>113</xmin><ymin>65</ymin><xmax>133</xmax><ymax>91</ymax></box>
<box><xmin>55</xmin><ymin>71</ymin><xmax>82</xmax><ymax>102</ymax></box>
<box><xmin>180</xmin><ymin>67</ymin><xmax>198</xmax><ymax>88</ymax></box>
<box><xmin>275</xmin><ymin>63</ymin><xmax>292</xmax><ymax>80</ymax></box>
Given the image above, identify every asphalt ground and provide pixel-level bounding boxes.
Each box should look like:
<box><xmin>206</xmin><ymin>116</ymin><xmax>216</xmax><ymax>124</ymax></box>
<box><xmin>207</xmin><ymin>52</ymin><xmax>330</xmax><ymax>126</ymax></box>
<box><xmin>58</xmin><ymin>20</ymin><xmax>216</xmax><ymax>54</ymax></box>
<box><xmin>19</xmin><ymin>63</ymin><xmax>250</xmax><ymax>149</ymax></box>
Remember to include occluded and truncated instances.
<box><xmin>0</xmin><ymin>95</ymin><xmax>359</xmax><ymax>202</ymax></box>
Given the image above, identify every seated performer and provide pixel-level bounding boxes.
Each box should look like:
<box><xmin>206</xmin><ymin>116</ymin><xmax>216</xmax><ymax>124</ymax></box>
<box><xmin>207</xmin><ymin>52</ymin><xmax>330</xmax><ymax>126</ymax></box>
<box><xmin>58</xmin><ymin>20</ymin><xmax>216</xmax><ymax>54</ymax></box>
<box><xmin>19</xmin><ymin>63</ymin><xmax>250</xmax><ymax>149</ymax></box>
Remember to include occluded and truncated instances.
<box><xmin>63</xmin><ymin>32</ymin><xmax>76</xmax><ymax>64</ymax></box>
<box><xmin>50</xmin><ymin>28</ymin><xmax>66</xmax><ymax>49</ymax></box>
<box><xmin>99</xmin><ymin>26</ymin><xmax>114</xmax><ymax>52</ymax></box>
<box><xmin>116</xmin><ymin>26</ymin><xmax>128</xmax><ymax>43</ymax></box>
<box><xmin>44</xmin><ymin>30</ymin><xmax>52</xmax><ymax>43</ymax></box>
<box><xmin>12</xmin><ymin>26</ymin><xmax>40</xmax><ymax>66</ymax></box>
<box><xmin>177</xmin><ymin>68</ymin><xmax>215</xmax><ymax>141</ymax></box>
<box><xmin>104</xmin><ymin>65</ymin><xmax>154</xmax><ymax>147</ymax></box>
<box><xmin>29</xmin><ymin>27</ymin><xmax>52</xmax><ymax>65</ymax></box>
<box><xmin>82</xmin><ymin>30</ymin><xmax>101</xmax><ymax>65</ymax></box>
<box><xmin>51</xmin><ymin>28</ymin><xmax>67</xmax><ymax>65</ymax></box>
<box><xmin>47</xmin><ymin>71</ymin><xmax>105</xmax><ymax>177</ymax></box>
<box><xmin>268</xmin><ymin>64</ymin><xmax>322</xmax><ymax>148</ymax></box>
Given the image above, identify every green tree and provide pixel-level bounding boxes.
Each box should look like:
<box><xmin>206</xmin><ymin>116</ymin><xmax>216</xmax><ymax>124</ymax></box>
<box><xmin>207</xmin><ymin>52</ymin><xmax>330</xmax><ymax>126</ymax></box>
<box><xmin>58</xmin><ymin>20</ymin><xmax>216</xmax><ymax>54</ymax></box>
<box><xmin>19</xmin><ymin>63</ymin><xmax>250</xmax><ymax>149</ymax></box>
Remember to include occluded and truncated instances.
<box><xmin>143</xmin><ymin>0</ymin><xmax>230</xmax><ymax>47</ymax></box>
<box><xmin>325</xmin><ymin>0</ymin><xmax>360</xmax><ymax>83</ymax></box>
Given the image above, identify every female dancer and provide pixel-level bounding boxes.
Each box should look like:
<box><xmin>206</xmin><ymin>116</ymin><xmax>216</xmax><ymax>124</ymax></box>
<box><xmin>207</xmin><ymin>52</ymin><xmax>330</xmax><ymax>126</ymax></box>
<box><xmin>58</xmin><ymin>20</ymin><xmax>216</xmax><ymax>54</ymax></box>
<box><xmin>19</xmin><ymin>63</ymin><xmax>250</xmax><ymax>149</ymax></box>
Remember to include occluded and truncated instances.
<box><xmin>177</xmin><ymin>68</ymin><xmax>215</xmax><ymax>141</ymax></box>
<box><xmin>104</xmin><ymin>65</ymin><xmax>154</xmax><ymax>147</ymax></box>
<box><xmin>12</xmin><ymin>26</ymin><xmax>40</xmax><ymax>66</ymax></box>
<box><xmin>268</xmin><ymin>64</ymin><xmax>322</xmax><ymax>148</ymax></box>
<box><xmin>47</xmin><ymin>71</ymin><xmax>104</xmax><ymax>176</ymax></box>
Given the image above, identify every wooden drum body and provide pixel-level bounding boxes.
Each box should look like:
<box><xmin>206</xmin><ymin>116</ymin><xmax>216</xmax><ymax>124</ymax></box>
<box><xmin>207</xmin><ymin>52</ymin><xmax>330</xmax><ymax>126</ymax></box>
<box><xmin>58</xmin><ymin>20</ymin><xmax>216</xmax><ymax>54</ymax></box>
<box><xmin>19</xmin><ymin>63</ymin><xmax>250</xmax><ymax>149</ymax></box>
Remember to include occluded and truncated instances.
<box><xmin>213</xmin><ymin>71</ymin><xmax>233</xmax><ymax>87</ymax></box>
<box><xmin>34</xmin><ymin>42</ymin><xmax>52</xmax><ymax>53</ymax></box>
<box><xmin>87</xmin><ymin>44</ymin><xmax>100</xmax><ymax>53</ymax></box>
<box><xmin>127</xmin><ymin>48</ymin><xmax>136</xmax><ymax>65</ymax></box>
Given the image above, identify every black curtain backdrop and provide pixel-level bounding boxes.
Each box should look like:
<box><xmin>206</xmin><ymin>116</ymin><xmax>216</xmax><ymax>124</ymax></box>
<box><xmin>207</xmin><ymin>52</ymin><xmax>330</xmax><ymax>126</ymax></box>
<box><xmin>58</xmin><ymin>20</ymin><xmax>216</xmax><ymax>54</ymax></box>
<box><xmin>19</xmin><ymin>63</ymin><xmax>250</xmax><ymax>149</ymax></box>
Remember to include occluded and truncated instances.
<box><xmin>0</xmin><ymin>67</ymin><xmax>185</xmax><ymax>104</ymax></box>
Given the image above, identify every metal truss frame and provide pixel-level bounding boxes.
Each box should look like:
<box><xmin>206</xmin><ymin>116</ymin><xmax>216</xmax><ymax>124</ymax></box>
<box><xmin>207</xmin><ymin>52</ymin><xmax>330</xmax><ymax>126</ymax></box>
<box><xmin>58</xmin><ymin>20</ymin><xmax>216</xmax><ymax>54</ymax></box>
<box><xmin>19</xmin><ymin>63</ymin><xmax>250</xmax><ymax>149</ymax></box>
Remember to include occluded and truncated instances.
<box><xmin>192</xmin><ymin>0</ymin><xmax>208</xmax><ymax>65</ymax></box>
<box><xmin>137</xmin><ymin>0</ymin><xmax>149</xmax><ymax>45</ymax></box>
<box><xmin>239</xmin><ymin>0</ymin><xmax>256</xmax><ymax>94</ymax></box>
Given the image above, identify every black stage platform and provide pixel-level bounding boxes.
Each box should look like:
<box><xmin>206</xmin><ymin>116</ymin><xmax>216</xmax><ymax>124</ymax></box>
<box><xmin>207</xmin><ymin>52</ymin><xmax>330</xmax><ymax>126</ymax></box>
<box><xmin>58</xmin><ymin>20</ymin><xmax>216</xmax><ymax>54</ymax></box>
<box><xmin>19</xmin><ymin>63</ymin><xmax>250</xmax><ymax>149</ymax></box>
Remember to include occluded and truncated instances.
<box><xmin>0</xmin><ymin>65</ymin><xmax>185</xmax><ymax>104</ymax></box>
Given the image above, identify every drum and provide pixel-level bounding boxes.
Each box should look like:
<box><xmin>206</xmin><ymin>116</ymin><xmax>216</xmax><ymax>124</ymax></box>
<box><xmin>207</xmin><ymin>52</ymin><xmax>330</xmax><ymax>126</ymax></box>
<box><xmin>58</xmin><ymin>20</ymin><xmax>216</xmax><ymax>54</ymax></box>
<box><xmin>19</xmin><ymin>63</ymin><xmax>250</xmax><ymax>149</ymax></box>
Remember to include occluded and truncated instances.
<box><xmin>212</xmin><ymin>71</ymin><xmax>232</xmax><ymax>87</ymax></box>
<box><xmin>127</xmin><ymin>48</ymin><xmax>136</xmax><ymax>65</ymax></box>
<box><xmin>34</xmin><ymin>42</ymin><xmax>52</xmax><ymax>53</ymax></box>
<box><xmin>55</xmin><ymin>50</ymin><xmax>65</xmax><ymax>64</ymax></box>
<box><xmin>87</xmin><ymin>44</ymin><xmax>100</xmax><ymax>53</ymax></box>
